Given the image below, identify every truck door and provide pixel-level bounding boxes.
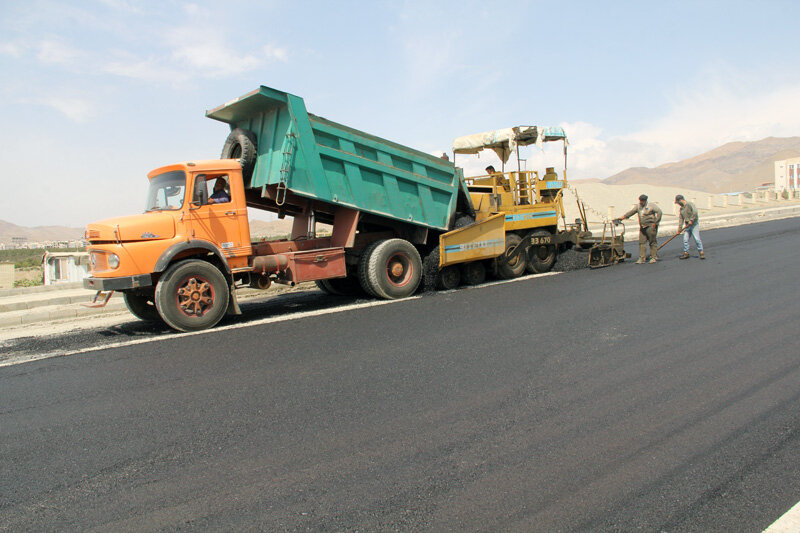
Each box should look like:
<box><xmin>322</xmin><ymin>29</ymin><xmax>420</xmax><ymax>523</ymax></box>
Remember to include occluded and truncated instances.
<box><xmin>189</xmin><ymin>173</ymin><xmax>251</xmax><ymax>258</ymax></box>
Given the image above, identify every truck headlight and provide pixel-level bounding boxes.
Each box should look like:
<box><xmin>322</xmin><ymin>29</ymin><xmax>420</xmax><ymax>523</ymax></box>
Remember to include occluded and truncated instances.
<box><xmin>107</xmin><ymin>254</ymin><xmax>120</xmax><ymax>269</ymax></box>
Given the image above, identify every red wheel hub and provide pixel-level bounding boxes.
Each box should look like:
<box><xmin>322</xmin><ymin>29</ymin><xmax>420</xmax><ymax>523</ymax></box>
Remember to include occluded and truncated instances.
<box><xmin>176</xmin><ymin>276</ymin><xmax>215</xmax><ymax>317</ymax></box>
<box><xmin>386</xmin><ymin>252</ymin><xmax>413</xmax><ymax>287</ymax></box>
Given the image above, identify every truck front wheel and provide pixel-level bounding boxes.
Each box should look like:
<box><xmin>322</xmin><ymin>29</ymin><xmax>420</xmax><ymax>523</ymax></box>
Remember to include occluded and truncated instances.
<box><xmin>123</xmin><ymin>290</ymin><xmax>161</xmax><ymax>323</ymax></box>
<box><xmin>155</xmin><ymin>260</ymin><xmax>230</xmax><ymax>332</ymax></box>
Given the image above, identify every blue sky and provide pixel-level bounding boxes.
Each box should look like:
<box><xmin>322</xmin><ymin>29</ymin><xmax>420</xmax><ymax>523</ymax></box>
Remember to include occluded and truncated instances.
<box><xmin>1</xmin><ymin>0</ymin><xmax>799</xmax><ymax>227</ymax></box>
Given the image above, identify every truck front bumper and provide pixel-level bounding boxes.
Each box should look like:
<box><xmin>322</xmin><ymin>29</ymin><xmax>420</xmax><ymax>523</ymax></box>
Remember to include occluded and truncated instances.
<box><xmin>84</xmin><ymin>274</ymin><xmax>153</xmax><ymax>292</ymax></box>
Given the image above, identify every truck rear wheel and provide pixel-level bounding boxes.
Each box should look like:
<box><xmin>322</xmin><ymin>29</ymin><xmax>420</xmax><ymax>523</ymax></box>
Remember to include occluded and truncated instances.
<box><xmin>358</xmin><ymin>240</ymin><xmax>385</xmax><ymax>297</ymax></box>
<box><xmin>123</xmin><ymin>290</ymin><xmax>161</xmax><ymax>323</ymax></box>
<box><xmin>364</xmin><ymin>238</ymin><xmax>422</xmax><ymax>299</ymax></box>
<box><xmin>316</xmin><ymin>276</ymin><xmax>363</xmax><ymax>296</ymax></box>
<box><xmin>526</xmin><ymin>229</ymin><xmax>557</xmax><ymax>273</ymax></box>
<box><xmin>155</xmin><ymin>259</ymin><xmax>230</xmax><ymax>332</ymax></box>
<box><xmin>496</xmin><ymin>233</ymin><xmax>527</xmax><ymax>279</ymax></box>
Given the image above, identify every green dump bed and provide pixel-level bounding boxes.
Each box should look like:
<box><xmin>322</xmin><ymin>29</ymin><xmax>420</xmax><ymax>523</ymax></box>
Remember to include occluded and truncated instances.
<box><xmin>206</xmin><ymin>86</ymin><xmax>461</xmax><ymax>231</ymax></box>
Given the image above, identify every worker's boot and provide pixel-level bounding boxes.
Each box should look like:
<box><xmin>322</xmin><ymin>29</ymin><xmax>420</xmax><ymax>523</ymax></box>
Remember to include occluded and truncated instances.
<box><xmin>679</xmin><ymin>252</ymin><xmax>690</xmax><ymax>260</ymax></box>
<box><xmin>635</xmin><ymin>258</ymin><xmax>645</xmax><ymax>264</ymax></box>
<box><xmin>649</xmin><ymin>257</ymin><xmax>658</xmax><ymax>264</ymax></box>
<box><xmin>699</xmin><ymin>251</ymin><xmax>706</xmax><ymax>260</ymax></box>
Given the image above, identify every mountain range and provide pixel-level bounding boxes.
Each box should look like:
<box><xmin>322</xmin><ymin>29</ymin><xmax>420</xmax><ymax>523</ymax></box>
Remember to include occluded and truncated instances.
<box><xmin>604</xmin><ymin>136</ymin><xmax>800</xmax><ymax>192</ymax></box>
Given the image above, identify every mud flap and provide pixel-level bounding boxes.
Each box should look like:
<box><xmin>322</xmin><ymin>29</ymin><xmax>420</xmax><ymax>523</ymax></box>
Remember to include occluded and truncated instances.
<box><xmin>227</xmin><ymin>284</ymin><xmax>242</xmax><ymax>315</ymax></box>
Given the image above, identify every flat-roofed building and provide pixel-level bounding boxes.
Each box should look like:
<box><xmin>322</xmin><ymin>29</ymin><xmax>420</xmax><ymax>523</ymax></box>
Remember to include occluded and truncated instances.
<box><xmin>775</xmin><ymin>157</ymin><xmax>800</xmax><ymax>191</ymax></box>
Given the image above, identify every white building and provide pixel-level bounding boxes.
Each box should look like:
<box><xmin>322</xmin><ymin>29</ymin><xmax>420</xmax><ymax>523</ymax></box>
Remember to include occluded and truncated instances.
<box><xmin>775</xmin><ymin>157</ymin><xmax>800</xmax><ymax>191</ymax></box>
<box><xmin>42</xmin><ymin>252</ymin><xmax>90</xmax><ymax>285</ymax></box>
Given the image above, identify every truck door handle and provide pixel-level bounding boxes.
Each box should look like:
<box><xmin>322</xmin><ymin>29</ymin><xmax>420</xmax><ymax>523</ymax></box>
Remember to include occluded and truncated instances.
<box><xmin>224</xmin><ymin>211</ymin><xmax>236</xmax><ymax>216</ymax></box>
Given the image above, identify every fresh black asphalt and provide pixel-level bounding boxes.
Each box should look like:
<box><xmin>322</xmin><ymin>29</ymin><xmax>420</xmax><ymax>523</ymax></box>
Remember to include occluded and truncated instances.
<box><xmin>1</xmin><ymin>217</ymin><xmax>799</xmax><ymax>530</ymax></box>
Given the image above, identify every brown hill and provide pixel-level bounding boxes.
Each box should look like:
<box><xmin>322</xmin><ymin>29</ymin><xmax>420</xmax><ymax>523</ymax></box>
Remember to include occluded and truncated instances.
<box><xmin>0</xmin><ymin>219</ymin><xmax>83</xmax><ymax>245</ymax></box>
<box><xmin>604</xmin><ymin>137</ymin><xmax>800</xmax><ymax>193</ymax></box>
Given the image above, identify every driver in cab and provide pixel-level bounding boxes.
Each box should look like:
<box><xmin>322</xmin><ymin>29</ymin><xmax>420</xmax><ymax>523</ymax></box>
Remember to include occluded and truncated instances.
<box><xmin>207</xmin><ymin>177</ymin><xmax>231</xmax><ymax>204</ymax></box>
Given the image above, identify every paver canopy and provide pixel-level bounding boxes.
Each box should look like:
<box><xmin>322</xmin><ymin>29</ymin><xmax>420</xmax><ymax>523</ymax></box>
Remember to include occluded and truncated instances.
<box><xmin>452</xmin><ymin>126</ymin><xmax>568</xmax><ymax>164</ymax></box>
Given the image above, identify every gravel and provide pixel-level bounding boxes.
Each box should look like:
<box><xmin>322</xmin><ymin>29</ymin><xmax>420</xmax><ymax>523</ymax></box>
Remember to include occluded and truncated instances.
<box><xmin>553</xmin><ymin>249</ymin><xmax>591</xmax><ymax>272</ymax></box>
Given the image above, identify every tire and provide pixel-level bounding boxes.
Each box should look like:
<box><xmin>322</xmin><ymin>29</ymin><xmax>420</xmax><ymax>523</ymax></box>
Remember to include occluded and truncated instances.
<box><xmin>357</xmin><ymin>240</ymin><xmax>385</xmax><ymax>297</ymax></box>
<box><xmin>316</xmin><ymin>276</ymin><xmax>363</xmax><ymax>296</ymax></box>
<box><xmin>496</xmin><ymin>233</ymin><xmax>526</xmax><ymax>279</ymax></box>
<box><xmin>315</xmin><ymin>280</ymin><xmax>334</xmax><ymax>294</ymax></box>
<box><xmin>526</xmin><ymin>229</ymin><xmax>557</xmax><ymax>273</ymax></box>
<box><xmin>461</xmin><ymin>261</ymin><xmax>486</xmax><ymax>285</ymax></box>
<box><xmin>221</xmin><ymin>128</ymin><xmax>257</xmax><ymax>182</ymax></box>
<box><xmin>436</xmin><ymin>266</ymin><xmax>461</xmax><ymax>290</ymax></box>
<box><xmin>122</xmin><ymin>290</ymin><xmax>161</xmax><ymax>323</ymax></box>
<box><xmin>365</xmin><ymin>239</ymin><xmax>422</xmax><ymax>299</ymax></box>
<box><xmin>155</xmin><ymin>259</ymin><xmax>230</xmax><ymax>332</ymax></box>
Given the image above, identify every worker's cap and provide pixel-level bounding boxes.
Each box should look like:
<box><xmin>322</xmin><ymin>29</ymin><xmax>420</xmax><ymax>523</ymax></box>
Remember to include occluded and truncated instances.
<box><xmin>674</xmin><ymin>194</ymin><xmax>685</xmax><ymax>203</ymax></box>
<box><xmin>638</xmin><ymin>194</ymin><xmax>648</xmax><ymax>202</ymax></box>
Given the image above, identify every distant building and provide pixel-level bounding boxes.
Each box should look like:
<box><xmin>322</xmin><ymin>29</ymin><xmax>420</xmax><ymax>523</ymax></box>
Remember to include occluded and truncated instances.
<box><xmin>775</xmin><ymin>157</ymin><xmax>800</xmax><ymax>191</ymax></box>
<box><xmin>42</xmin><ymin>252</ymin><xmax>90</xmax><ymax>285</ymax></box>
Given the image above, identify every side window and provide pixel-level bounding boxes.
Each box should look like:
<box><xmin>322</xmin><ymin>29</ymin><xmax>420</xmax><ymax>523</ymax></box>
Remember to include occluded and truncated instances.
<box><xmin>193</xmin><ymin>175</ymin><xmax>208</xmax><ymax>204</ymax></box>
<box><xmin>207</xmin><ymin>175</ymin><xmax>231</xmax><ymax>204</ymax></box>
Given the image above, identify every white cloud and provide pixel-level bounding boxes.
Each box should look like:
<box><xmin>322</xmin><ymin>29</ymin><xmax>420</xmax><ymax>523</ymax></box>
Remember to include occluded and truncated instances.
<box><xmin>0</xmin><ymin>41</ymin><xmax>24</xmax><ymax>58</ymax></box>
<box><xmin>26</xmin><ymin>96</ymin><xmax>96</xmax><ymax>123</ymax></box>
<box><xmin>171</xmin><ymin>40</ymin><xmax>262</xmax><ymax>77</ymax></box>
<box><xmin>96</xmin><ymin>0</ymin><xmax>144</xmax><ymax>14</ymax></box>
<box><xmin>263</xmin><ymin>44</ymin><xmax>288</xmax><ymax>63</ymax></box>
<box><xmin>559</xmin><ymin>80</ymin><xmax>800</xmax><ymax>180</ymax></box>
<box><xmin>36</xmin><ymin>39</ymin><xmax>86</xmax><ymax>66</ymax></box>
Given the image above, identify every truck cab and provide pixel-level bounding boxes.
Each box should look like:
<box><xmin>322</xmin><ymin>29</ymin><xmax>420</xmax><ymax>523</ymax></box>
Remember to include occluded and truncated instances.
<box><xmin>84</xmin><ymin>160</ymin><xmax>252</xmax><ymax>330</ymax></box>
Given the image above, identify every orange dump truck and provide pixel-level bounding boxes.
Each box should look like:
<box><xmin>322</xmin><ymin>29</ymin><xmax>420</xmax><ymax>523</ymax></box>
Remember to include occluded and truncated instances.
<box><xmin>83</xmin><ymin>86</ymin><xmax>475</xmax><ymax>331</ymax></box>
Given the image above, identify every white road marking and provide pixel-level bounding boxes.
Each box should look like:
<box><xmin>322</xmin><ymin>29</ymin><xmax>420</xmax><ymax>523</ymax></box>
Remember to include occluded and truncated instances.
<box><xmin>764</xmin><ymin>499</ymin><xmax>800</xmax><ymax>532</ymax></box>
<box><xmin>0</xmin><ymin>271</ymin><xmax>563</xmax><ymax>368</ymax></box>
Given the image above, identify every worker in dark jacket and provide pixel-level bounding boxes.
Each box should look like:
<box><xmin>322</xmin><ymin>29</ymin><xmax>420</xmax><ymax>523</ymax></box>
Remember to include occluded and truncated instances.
<box><xmin>675</xmin><ymin>194</ymin><xmax>705</xmax><ymax>259</ymax></box>
<box><xmin>615</xmin><ymin>194</ymin><xmax>663</xmax><ymax>264</ymax></box>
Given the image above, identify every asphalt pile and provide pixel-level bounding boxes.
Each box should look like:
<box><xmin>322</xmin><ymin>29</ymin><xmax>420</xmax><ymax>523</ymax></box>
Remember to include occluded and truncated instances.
<box><xmin>553</xmin><ymin>249</ymin><xmax>590</xmax><ymax>272</ymax></box>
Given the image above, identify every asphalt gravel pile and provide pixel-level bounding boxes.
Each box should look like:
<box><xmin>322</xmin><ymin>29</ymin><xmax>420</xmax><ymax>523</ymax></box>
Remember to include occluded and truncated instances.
<box><xmin>553</xmin><ymin>249</ymin><xmax>590</xmax><ymax>272</ymax></box>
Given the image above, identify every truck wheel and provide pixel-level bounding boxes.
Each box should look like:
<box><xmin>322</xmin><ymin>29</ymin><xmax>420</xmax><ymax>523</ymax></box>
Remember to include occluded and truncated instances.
<box><xmin>526</xmin><ymin>229</ymin><xmax>557</xmax><ymax>273</ymax></box>
<box><xmin>436</xmin><ymin>266</ymin><xmax>461</xmax><ymax>290</ymax></box>
<box><xmin>221</xmin><ymin>128</ymin><xmax>257</xmax><ymax>182</ymax></box>
<box><xmin>365</xmin><ymin>239</ymin><xmax>422</xmax><ymax>299</ymax></box>
<box><xmin>461</xmin><ymin>261</ymin><xmax>486</xmax><ymax>285</ymax></box>
<box><xmin>358</xmin><ymin>240</ymin><xmax>385</xmax><ymax>298</ymax></box>
<box><xmin>496</xmin><ymin>233</ymin><xmax>527</xmax><ymax>279</ymax></box>
<box><xmin>155</xmin><ymin>259</ymin><xmax>230</xmax><ymax>332</ymax></box>
<box><xmin>122</xmin><ymin>290</ymin><xmax>161</xmax><ymax>323</ymax></box>
<box><xmin>316</xmin><ymin>277</ymin><xmax>363</xmax><ymax>296</ymax></box>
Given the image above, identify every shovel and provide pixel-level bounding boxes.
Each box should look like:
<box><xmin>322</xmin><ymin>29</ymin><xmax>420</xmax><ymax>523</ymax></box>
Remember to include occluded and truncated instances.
<box><xmin>658</xmin><ymin>227</ymin><xmax>685</xmax><ymax>251</ymax></box>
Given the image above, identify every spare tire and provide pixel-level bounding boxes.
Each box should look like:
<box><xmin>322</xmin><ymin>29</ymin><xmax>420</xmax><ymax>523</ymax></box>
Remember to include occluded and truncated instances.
<box><xmin>221</xmin><ymin>128</ymin><xmax>257</xmax><ymax>182</ymax></box>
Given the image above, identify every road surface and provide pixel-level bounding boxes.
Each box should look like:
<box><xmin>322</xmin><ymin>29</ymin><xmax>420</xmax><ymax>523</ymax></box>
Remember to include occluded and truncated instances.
<box><xmin>2</xmin><ymin>217</ymin><xmax>799</xmax><ymax>531</ymax></box>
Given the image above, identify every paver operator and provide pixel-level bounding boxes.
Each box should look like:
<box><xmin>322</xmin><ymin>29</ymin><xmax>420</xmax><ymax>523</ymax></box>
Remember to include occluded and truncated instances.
<box><xmin>615</xmin><ymin>194</ymin><xmax>663</xmax><ymax>264</ymax></box>
<box><xmin>675</xmin><ymin>194</ymin><xmax>705</xmax><ymax>260</ymax></box>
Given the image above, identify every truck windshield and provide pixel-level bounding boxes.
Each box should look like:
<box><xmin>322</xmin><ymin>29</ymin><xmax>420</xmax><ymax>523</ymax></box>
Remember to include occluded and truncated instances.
<box><xmin>145</xmin><ymin>170</ymin><xmax>187</xmax><ymax>211</ymax></box>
